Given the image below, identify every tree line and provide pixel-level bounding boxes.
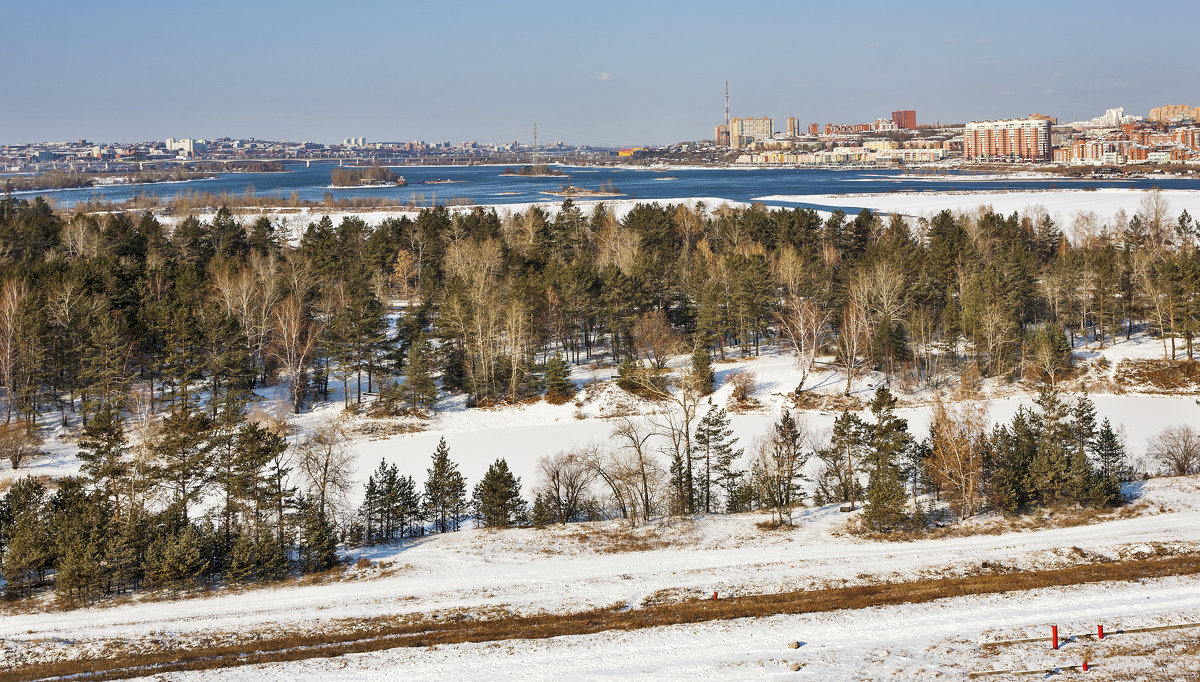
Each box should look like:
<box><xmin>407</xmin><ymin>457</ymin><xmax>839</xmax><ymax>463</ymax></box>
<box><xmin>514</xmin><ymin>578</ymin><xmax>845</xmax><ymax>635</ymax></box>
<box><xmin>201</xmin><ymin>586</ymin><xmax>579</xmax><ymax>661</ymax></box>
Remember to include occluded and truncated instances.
<box><xmin>0</xmin><ymin>188</ymin><xmax>1188</xmax><ymax>606</ymax></box>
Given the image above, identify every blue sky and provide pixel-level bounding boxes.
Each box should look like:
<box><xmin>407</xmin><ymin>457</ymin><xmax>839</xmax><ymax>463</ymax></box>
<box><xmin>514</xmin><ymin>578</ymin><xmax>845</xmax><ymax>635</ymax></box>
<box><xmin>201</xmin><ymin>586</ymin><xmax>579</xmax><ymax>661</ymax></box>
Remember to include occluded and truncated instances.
<box><xmin>2</xmin><ymin>0</ymin><xmax>1197</xmax><ymax>146</ymax></box>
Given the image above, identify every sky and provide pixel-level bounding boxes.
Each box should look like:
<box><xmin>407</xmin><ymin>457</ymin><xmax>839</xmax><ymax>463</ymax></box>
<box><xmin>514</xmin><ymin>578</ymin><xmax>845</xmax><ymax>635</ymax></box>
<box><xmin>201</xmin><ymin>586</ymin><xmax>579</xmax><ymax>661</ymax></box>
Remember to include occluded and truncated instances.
<box><xmin>2</xmin><ymin>0</ymin><xmax>1198</xmax><ymax>147</ymax></box>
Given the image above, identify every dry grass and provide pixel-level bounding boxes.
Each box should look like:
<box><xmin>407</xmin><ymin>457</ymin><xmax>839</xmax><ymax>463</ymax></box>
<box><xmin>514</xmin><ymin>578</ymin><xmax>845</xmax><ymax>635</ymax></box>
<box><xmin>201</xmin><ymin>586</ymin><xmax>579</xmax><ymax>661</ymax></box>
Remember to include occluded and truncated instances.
<box><xmin>1115</xmin><ymin>358</ymin><xmax>1200</xmax><ymax>392</ymax></box>
<box><xmin>9</xmin><ymin>553</ymin><xmax>1200</xmax><ymax>681</ymax></box>
<box><xmin>847</xmin><ymin>503</ymin><xmax>1144</xmax><ymax>542</ymax></box>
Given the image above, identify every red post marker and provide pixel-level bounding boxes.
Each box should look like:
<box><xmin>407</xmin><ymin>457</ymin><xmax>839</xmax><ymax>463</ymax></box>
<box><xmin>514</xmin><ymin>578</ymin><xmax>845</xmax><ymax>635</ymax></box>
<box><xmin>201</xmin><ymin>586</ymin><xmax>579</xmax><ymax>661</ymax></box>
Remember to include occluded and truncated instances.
<box><xmin>1097</xmin><ymin>624</ymin><xmax>1104</xmax><ymax>640</ymax></box>
<box><xmin>712</xmin><ymin>591</ymin><xmax>718</xmax><ymax>600</ymax></box>
<box><xmin>1082</xmin><ymin>659</ymin><xmax>1088</xmax><ymax>672</ymax></box>
<box><xmin>1052</xmin><ymin>624</ymin><xmax>1059</xmax><ymax>650</ymax></box>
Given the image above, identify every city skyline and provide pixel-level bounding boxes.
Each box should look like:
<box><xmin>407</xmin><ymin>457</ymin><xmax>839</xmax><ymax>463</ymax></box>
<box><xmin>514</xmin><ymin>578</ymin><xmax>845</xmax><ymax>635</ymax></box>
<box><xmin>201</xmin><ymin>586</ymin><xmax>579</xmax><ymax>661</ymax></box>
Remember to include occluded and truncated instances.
<box><xmin>3</xmin><ymin>0</ymin><xmax>1199</xmax><ymax>146</ymax></box>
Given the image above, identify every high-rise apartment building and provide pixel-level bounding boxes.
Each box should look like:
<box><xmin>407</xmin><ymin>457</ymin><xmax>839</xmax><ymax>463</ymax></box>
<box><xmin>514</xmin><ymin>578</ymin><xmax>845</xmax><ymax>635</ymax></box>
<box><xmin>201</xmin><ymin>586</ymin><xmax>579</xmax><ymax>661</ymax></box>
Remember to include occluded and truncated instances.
<box><xmin>963</xmin><ymin>118</ymin><xmax>1052</xmax><ymax>162</ymax></box>
<box><xmin>808</xmin><ymin>123</ymin><xmax>819</xmax><ymax>135</ymax></box>
<box><xmin>729</xmin><ymin>116</ymin><xmax>773</xmax><ymax>148</ymax></box>
<box><xmin>1149</xmin><ymin>104</ymin><xmax>1200</xmax><ymax>122</ymax></box>
<box><xmin>786</xmin><ymin>117</ymin><xmax>799</xmax><ymax>137</ymax></box>
<box><xmin>714</xmin><ymin>123</ymin><xmax>730</xmax><ymax>146</ymax></box>
<box><xmin>891</xmin><ymin>110</ymin><xmax>917</xmax><ymax>129</ymax></box>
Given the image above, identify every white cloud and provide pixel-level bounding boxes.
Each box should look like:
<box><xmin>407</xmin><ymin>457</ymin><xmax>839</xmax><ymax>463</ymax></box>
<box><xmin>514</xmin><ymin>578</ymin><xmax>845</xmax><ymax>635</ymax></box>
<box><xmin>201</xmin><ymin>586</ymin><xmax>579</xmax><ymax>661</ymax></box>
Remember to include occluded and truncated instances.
<box><xmin>596</xmin><ymin>72</ymin><xmax>614</xmax><ymax>81</ymax></box>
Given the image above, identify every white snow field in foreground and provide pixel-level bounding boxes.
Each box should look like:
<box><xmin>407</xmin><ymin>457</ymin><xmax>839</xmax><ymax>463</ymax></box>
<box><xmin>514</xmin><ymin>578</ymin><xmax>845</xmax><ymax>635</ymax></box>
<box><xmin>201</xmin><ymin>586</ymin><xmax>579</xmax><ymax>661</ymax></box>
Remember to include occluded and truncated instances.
<box><xmin>3</xmin><ymin>475</ymin><xmax>1200</xmax><ymax>671</ymax></box>
<box><xmin>148</xmin><ymin>574</ymin><xmax>1200</xmax><ymax>680</ymax></box>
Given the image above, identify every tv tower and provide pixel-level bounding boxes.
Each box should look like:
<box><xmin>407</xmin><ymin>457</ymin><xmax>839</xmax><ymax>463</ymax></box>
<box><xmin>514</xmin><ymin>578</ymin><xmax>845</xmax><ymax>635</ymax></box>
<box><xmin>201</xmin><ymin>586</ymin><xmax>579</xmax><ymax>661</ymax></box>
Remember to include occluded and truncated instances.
<box><xmin>724</xmin><ymin>80</ymin><xmax>730</xmax><ymax>126</ymax></box>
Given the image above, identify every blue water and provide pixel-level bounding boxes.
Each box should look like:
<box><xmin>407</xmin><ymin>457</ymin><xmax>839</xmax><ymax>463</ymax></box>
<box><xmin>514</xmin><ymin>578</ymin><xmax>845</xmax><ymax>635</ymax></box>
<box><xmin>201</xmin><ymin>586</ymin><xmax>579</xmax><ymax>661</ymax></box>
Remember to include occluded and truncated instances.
<box><xmin>27</xmin><ymin>163</ymin><xmax>1200</xmax><ymax>213</ymax></box>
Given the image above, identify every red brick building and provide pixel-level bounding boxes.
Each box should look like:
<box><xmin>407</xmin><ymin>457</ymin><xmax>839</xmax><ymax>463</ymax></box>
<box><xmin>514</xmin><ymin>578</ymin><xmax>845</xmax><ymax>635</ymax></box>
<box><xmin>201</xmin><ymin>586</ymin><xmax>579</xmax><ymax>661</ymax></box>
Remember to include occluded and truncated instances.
<box><xmin>891</xmin><ymin>110</ymin><xmax>916</xmax><ymax>129</ymax></box>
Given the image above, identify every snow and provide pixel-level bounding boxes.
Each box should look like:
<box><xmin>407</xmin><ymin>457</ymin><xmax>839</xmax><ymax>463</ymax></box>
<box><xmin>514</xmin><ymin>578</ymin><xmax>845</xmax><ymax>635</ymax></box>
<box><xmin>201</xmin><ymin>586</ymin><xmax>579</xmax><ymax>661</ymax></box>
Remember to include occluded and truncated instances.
<box><xmin>4</xmin><ymin>474</ymin><xmax>1200</xmax><ymax>670</ymax></box>
<box><xmin>5</xmin><ymin>334</ymin><xmax>1200</xmax><ymax>503</ymax></box>
<box><xmin>149</xmin><ymin>574</ymin><xmax>1200</xmax><ymax>680</ymax></box>
<box><xmin>755</xmin><ymin>187</ymin><xmax>1200</xmax><ymax>227</ymax></box>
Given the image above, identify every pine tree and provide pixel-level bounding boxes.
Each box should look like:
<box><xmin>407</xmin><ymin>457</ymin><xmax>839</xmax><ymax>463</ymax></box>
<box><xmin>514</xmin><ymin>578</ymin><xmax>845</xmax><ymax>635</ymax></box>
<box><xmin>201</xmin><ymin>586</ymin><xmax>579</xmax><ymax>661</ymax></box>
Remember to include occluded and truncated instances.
<box><xmin>1069</xmin><ymin>391</ymin><xmax>1098</xmax><ymax>460</ymax></box>
<box><xmin>227</xmin><ymin>533</ymin><xmax>258</xmax><ymax>584</ymax></box>
<box><xmin>296</xmin><ymin>495</ymin><xmax>338</xmax><ymax>573</ymax></box>
<box><xmin>695</xmin><ymin>401</ymin><xmax>741</xmax><ymax>514</ymax></box>
<box><xmin>862</xmin><ymin>387</ymin><xmax>913</xmax><ymax>532</ymax></box>
<box><xmin>76</xmin><ymin>404</ymin><xmax>129</xmax><ymax>515</ymax></box>
<box><xmin>689</xmin><ymin>347</ymin><xmax>715</xmax><ymax>395</ymax></box>
<box><xmin>543</xmin><ymin>353</ymin><xmax>575</xmax><ymax>404</ymax></box>
<box><xmin>1094</xmin><ymin>418</ymin><xmax>1128</xmax><ymax>479</ymax></box>
<box><xmin>472</xmin><ymin>458</ymin><xmax>527</xmax><ymax>529</ymax></box>
<box><xmin>424</xmin><ymin>438</ymin><xmax>466</xmax><ymax>533</ymax></box>
<box><xmin>2</xmin><ymin>512</ymin><xmax>49</xmax><ymax>598</ymax></box>
<box><xmin>147</xmin><ymin>525</ymin><xmax>208</xmax><ymax>593</ymax></box>
<box><xmin>154</xmin><ymin>407</ymin><xmax>215</xmax><ymax>522</ymax></box>
<box><xmin>819</xmin><ymin>411</ymin><xmax>868</xmax><ymax>509</ymax></box>
<box><xmin>403</xmin><ymin>333</ymin><xmax>439</xmax><ymax>411</ymax></box>
<box><xmin>54</xmin><ymin>535</ymin><xmax>105</xmax><ymax>607</ymax></box>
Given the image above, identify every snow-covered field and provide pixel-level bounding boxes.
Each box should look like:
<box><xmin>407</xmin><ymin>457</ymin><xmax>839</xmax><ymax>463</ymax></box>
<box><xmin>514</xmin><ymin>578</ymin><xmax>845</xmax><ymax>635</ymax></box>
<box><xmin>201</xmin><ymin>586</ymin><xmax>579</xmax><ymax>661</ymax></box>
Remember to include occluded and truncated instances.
<box><xmin>151</xmin><ymin>574</ymin><xmax>1200</xmax><ymax>680</ymax></box>
<box><xmin>756</xmin><ymin>187</ymin><xmax>1200</xmax><ymax>228</ymax></box>
<box><xmin>5</xmin><ymin>332</ymin><xmax>1200</xmax><ymax>677</ymax></box>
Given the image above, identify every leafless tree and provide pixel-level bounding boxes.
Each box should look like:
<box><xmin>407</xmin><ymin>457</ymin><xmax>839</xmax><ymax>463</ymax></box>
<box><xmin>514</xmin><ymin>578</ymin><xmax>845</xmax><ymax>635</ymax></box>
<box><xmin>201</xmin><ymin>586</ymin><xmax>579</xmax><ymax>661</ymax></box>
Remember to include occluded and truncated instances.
<box><xmin>0</xmin><ymin>420</ymin><xmax>42</xmax><ymax>469</ymax></box>
<box><xmin>776</xmin><ymin>296</ymin><xmax>828</xmax><ymax>394</ymax></box>
<box><xmin>1147</xmin><ymin>425</ymin><xmax>1200</xmax><ymax>476</ymax></box>
<box><xmin>604</xmin><ymin>417</ymin><xmax>663</xmax><ymax>525</ymax></box>
<box><xmin>536</xmin><ymin>447</ymin><xmax>598</xmax><ymax>524</ymax></box>
<box><xmin>298</xmin><ymin>416</ymin><xmax>355</xmax><ymax>521</ymax></box>
<box><xmin>836</xmin><ymin>300</ymin><xmax>869</xmax><ymax>396</ymax></box>
<box><xmin>927</xmin><ymin>398</ymin><xmax>988</xmax><ymax>521</ymax></box>
<box><xmin>270</xmin><ymin>295</ymin><xmax>320</xmax><ymax>413</ymax></box>
<box><xmin>0</xmin><ymin>278</ymin><xmax>28</xmax><ymax>422</ymax></box>
<box><xmin>633</xmin><ymin>310</ymin><xmax>681</xmax><ymax>370</ymax></box>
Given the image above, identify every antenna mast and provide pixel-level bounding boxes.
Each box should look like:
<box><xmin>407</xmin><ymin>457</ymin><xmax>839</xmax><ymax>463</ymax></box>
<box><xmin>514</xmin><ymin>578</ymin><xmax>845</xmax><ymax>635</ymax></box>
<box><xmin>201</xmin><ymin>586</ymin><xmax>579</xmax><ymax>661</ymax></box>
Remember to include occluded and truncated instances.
<box><xmin>724</xmin><ymin>80</ymin><xmax>730</xmax><ymax>126</ymax></box>
<box><xmin>532</xmin><ymin>123</ymin><xmax>538</xmax><ymax>164</ymax></box>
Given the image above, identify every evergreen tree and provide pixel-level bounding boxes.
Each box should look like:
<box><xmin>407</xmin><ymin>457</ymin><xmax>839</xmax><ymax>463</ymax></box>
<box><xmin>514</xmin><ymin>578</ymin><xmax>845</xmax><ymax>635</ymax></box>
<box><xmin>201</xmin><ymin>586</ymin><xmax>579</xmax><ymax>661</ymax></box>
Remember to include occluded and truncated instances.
<box><xmin>75</xmin><ymin>404</ymin><xmax>129</xmax><ymax>514</ymax></box>
<box><xmin>424</xmin><ymin>438</ymin><xmax>466</xmax><ymax>533</ymax></box>
<box><xmin>817</xmin><ymin>412</ymin><xmax>868</xmax><ymax>508</ymax></box>
<box><xmin>403</xmin><ymin>333</ymin><xmax>439</xmax><ymax>411</ymax></box>
<box><xmin>543</xmin><ymin>353</ymin><xmax>575</xmax><ymax>404</ymax></box>
<box><xmin>1094</xmin><ymin>417</ymin><xmax>1128</xmax><ymax>480</ymax></box>
<box><xmin>2</xmin><ymin>509</ymin><xmax>50</xmax><ymax>598</ymax></box>
<box><xmin>1069</xmin><ymin>391</ymin><xmax>1098</xmax><ymax>460</ymax></box>
<box><xmin>154</xmin><ymin>407</ymin><xmax>215</xmax><ymax>522</ymax></box>
<box><xmin>689</xmin><ymin>346</ymin><xmax>715</xmax><ymax>395</ymax></box>
<box><xmin>694</xmin><ymin>401</ymin><xmax>741</xmax><ymax>513</ymax></box>
<box><xmin>862</xmin><ymin>387</ymin><xmax>913</xmax><ymax>532</ymax></box>
<box><xmin>146</xmin><ymin>525</ymin><xmax>208</xmax><ymax>593</ymax></box>
<box><xmin>296</xmin><ymin>495</ymin><xmax>338</xmax><ymax>573</ymax></box>
<box><xmin>472</xmin><ymin>458</ymin><xmax>527</xmax><ymax>529</ymax></box>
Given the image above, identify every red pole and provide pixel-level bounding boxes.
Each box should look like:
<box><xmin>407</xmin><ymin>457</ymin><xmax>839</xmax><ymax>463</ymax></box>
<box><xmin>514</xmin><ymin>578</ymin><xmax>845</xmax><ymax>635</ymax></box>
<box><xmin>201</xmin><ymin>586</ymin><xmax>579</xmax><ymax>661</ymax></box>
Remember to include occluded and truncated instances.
<box><xmin>1082</xmin><ymin>659</ymin><xmax>1088</xmax><ymax>672</ymax></box>
<box><xmin>1052</xmin><ymin>625</ymin><xmax>1059</xmax><ymax>649</ymax></box>
<box><xmin>1097</xmin><ymin>624</ymin><xmax>1104</xmax><ymax>640</ymax></box>
<box><xmin>712</xmin><ymin>591</ymin><xmax>718</xmax><ymax>600</ymax></box>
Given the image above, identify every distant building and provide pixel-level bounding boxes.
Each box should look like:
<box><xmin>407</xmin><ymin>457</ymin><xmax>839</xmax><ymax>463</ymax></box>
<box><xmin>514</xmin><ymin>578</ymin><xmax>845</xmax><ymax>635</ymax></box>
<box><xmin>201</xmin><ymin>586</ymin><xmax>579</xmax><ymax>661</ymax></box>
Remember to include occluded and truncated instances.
<box><xmin>1149</xmin><ymin>104</ymin><xmax>1200</xmax><ymax>123</ymax></box>
<box><xmin>729</xmin><ymin>116</ymin><xmax>773</xmax><ymax>148</ymax></box>
<box><xmin>786</xmin><ymin>117</ymin><xmax>799</xmax><ymax>137</ymax></box>
<box><xmin>963</xmin><ymin>118</ymin><xmax>1052</xmax><ymax>162</ymax></box>
<box><xmin>808</xmin><ymin>123</ymin><xmax>819</xmax><ymax>135</ymax></box>
<box><xmin>165</xmin><ymin>138</ymin><xmax>207</xmax><ymax>156</ymax></box>
<box><xmin>891</xmin><ymin>110</ymin><xmax>917</xmax><ymax>129</ymax></box>
<box><xmin>714</xmin><ymin>123</ymin><xmax>730</xmax><ymax>146</ymax></box>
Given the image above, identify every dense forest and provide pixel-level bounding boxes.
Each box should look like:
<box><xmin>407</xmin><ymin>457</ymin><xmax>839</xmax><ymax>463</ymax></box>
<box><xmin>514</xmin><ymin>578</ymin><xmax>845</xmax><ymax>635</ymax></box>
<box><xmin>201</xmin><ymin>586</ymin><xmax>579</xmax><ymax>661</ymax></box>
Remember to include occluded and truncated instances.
<box><xmin>0</xmin><ymin>189</ymin><xmax>1193</xmax><ymax>606</ymax></box>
